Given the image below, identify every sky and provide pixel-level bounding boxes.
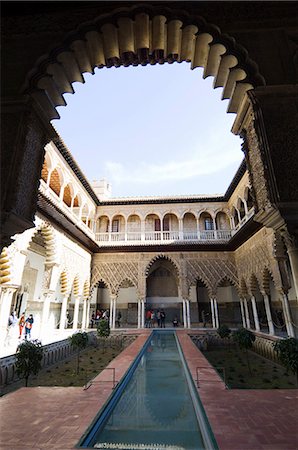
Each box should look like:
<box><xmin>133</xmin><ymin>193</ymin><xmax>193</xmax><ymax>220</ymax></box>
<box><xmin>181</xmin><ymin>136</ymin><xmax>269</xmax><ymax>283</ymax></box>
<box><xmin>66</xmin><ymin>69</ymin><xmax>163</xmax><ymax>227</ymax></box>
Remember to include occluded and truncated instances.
<box><xmin>53</xmin><ymin>62</ymin><xmax>243</xmax><ymax>198</ymax></box>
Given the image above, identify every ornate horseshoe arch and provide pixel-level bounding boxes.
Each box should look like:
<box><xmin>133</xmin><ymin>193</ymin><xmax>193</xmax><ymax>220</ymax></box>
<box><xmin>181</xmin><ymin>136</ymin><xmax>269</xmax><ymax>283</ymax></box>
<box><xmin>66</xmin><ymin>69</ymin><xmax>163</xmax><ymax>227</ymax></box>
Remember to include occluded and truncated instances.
<box><xmin>24</xmin><ymin>4</ymin><xmax>264</xmax><ymax>123</ymax></box>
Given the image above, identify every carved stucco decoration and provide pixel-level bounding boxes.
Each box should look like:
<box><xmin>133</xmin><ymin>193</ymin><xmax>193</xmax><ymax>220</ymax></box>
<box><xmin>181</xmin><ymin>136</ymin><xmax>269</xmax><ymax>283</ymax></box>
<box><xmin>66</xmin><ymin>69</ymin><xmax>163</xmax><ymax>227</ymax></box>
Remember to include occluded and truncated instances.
<box><xmin>243</xmin><ymin>117</ymin><xmax>272</xmax><ymax>213</ymax></box>
<box><xmin>235</xmin><ymin>228</ymin><xmax>284</xmax><ymax>293</ymax></box>
<box><xmin>91</xmin><ymin>261</ymin><xmax>139</xmax><ymax>296</ymax></box>
<box><xmin>186</xmin><ymin>259</ymin><xmax>239</xmax><ymax>297</ymax></box>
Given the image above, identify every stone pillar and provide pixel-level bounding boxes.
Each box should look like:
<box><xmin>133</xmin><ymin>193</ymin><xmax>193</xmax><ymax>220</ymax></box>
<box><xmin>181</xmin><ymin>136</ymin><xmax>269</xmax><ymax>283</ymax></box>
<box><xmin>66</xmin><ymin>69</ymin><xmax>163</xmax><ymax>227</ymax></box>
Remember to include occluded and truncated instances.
<box><xmin>85</xmin><ymin>299</ymin><xmax>91</xmax><ymax>329</ymax></box>
<box><xmin>0</xmin><ymin>285</ymin><xmax>19</xmax><ymax>343</ymax></box>
<box><xmin>251</xmin><ymin>295</ymin><xmax>260</xmax><ymax>332</ymax></box>
<box><xmin>112</xmin><ymin>297</ymin><xmax>116</xmax><ymax>330</ymax></box>
<box><xmin>72</xmin><ymin>296</ymin><xmax>80</xmax><ymax>330</ymax></box>
<box><xmin>141</xmin><ymin>219</ymin><xmax>145</xmax><ymax>242</ymax></box>
<box><xmin>210</xmin><ymin>298</ymin><xmax>216</xmax><ymax>328</ymax></box>
<box><xmin>137</xmin><ymin>299</ymin><xmax>141</xmax><ymax>329</ymax></box>
<box><xmin>40</xmin><ymin>290</ymin><xmax>55</xmax><ymax>338</ymax></box>
<box><xmin>262</xmin><ymin>293</ymin><xmax>275</xmax><ymax>335</ymax></box>
<box><xmin>178</xmin><ymin>218</ymin><xmax>183</xmax><ymax>240</ymax></box>
<box><xmin>186</xmin><ymin>300</ymin><xmax>191</xmax><ymax>328</ymax></box>
<box><xmin>243</xmin><ymin>298</ymin><xmax>251</xmax><ymax>329</ymax></box>
<box><xmin>182</xmin><ymin>300</ymin><xmax>187</xmax><ymax>328</ymax></box>
<box><xmin>109</xmin><ymin>296</ymin><xmax>114</xmax><ymax>328</ymax></box>
<box><xmin>1</xmin><ymin>99</ymin><xmax>49</xmax><ymax>250</ymax></box>
<box><xmin>141</xmin><ymin>299</ymin><xmax>145</xmax><ymax>328</ymax></box>
<box><xmin>59</xmin><ymin>295</ymin><xmax>68</xmax><ymax>330</ymax></box>
<box><xmin>81</xmin><ymin>299</ymin><xmax>87</xmax><ymax>330</ymax></box>
<box><xmin>281</xmin><ymin>293</ymin><xmax>295</xmax><ymax>337</ymax></box>
<box><xmin>214</xmin><ymin>298</ymin><xmax>219</xmax><ymax>329</ymax></box>
<box><xmin>287</xmin><ymin>245</ymin><xmax>298</xmax><ymax>300</ymax></box>
<box><xmin>239</xmin><ymin>299</ymin><xmax>246</xmax><ymax>328</ymax></box>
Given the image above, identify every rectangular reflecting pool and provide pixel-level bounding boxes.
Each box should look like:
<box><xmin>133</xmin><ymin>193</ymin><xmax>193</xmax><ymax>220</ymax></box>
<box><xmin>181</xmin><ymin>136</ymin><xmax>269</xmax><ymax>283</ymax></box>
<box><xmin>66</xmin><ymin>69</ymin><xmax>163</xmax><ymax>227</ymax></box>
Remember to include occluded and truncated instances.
<box><xmin>79</xmin><ymin>331</ymin><xmax>218</xmax><ymax>450</ymax></box>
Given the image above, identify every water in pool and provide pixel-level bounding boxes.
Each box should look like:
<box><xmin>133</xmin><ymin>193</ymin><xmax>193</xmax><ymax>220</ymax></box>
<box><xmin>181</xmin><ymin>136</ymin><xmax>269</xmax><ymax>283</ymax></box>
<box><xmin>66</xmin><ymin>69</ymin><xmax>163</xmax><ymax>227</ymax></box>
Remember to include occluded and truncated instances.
<box><xmin>83</xmin><ymin>331</ymin><xmax>215</xmax><ymax>449</ymax></box>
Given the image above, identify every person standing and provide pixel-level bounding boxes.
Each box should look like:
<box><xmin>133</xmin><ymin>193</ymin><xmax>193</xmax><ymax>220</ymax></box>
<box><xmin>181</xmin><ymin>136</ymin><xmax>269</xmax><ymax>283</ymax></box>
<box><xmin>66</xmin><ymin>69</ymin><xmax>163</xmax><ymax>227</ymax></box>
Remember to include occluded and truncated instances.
<box><xmin>18</xmin><ymin>312</ymin><xmax>25</xmax><ymax>338</ymax></box>
<box><xmin>25</xmin><ymin>314</ymin><xmax>34</xmax><ymax>340</ymax></box>
<box><xmin>160</xmin><ymin>310</ymin><xmax>166</xmax><ymax>328</ymax></box>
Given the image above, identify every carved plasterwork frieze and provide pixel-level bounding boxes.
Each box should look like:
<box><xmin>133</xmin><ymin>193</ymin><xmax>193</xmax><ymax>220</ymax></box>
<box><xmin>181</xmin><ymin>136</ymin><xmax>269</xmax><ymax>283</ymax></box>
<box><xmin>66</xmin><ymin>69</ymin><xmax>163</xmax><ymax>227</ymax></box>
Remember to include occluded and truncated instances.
<box><xmin>244</xmin><ymin>119</ymin><xmax>272</xmax><ymax>212</ymax></box>
<box><xmin>186</xmin><ymin>259</ymin><xmax>238</xmax><ymax>296</ymax></box>
<box><xmin>91</xmin><ymin>261</ymin><xmax>139</xmax><ymax>295</ymax></box>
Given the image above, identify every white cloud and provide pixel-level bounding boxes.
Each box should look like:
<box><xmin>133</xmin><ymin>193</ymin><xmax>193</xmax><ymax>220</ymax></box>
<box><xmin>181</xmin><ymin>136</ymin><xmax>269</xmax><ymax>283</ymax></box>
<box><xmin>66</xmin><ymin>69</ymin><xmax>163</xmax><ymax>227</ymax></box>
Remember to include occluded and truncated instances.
<box><xmin>104</xmin><ymin>142</ymin><xmax>241</xmax><ymax>186</ymax></box>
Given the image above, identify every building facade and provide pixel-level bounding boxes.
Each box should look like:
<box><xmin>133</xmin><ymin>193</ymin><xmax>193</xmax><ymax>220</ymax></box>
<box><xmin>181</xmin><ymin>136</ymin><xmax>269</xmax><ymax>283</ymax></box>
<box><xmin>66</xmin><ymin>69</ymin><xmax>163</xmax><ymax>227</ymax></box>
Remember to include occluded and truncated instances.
<box><xmin>0</xmin><ymin>137</ymin><xmax>296</xmax><ymax>346</ymax></box>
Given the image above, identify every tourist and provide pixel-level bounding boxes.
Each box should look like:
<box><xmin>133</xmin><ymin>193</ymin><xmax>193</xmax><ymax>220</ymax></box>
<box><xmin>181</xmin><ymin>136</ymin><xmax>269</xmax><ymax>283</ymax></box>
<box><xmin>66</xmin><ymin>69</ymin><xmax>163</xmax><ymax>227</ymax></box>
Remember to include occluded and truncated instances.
<box><xmin>91</xmin><ymin>311</ymin><xmax>95</xmax><ymax>328</ymax></box>
<box><xmin>160</xmin><ymin>310</ymin><xmax>166</xmax><ymax>328</ymax></box>
<box><xmin>24</xmin><ymin>314</ymin><xmax>34</xmax><ymax>340</ymax></box>
<box><xmin>151</xmin><ymin>310</ymin><xmax>156</xmax><ymax>328</ymax></box>
<box><xmin>172</xmin><ymin>316</ymin><xmax>179</xmax><ymax>327</ymax></box>
<box><xmin>157</xmin><ymin>310</ymin><xmax>161</xmax><ymax>327</ymax></box>
<box><xmin>145</xmin><ymin>309</ymin><xmax>151</xmax><ymax>328</ymax></box>
<box><xmin>18</xmin><ymin>312</ymin><xmax>25</xmax><ymax>338</ymax></box>
<box><xmin>115</xmin><ymin>311</ymin><xmax>122</xmax><ymax>327</ymax></box>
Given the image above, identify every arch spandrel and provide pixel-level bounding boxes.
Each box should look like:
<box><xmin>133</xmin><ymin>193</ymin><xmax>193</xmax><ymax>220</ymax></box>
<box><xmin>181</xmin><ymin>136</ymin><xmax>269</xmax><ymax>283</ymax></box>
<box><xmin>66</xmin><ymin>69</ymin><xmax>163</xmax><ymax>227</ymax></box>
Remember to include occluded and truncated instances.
<box><xmin>144</xmin><ymin>254</ymin><xmax>181</xmax><ymax>280</ymax></box>
<box><xmin>91</xmin><ymin>261</ymin><xmax>138</xmax><ymax>295</ymax></box>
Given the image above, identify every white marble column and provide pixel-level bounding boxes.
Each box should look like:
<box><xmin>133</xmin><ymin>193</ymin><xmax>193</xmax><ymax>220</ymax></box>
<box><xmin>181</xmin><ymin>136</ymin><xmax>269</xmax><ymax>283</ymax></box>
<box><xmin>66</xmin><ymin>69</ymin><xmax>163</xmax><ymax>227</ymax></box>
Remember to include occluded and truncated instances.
<box><xmin>185</xmin><ymin>300</ymin><xmax>191</xmax><ymax>328</ymax></box>
<box><xmin>72</xmin><ymin>295</ymin><xmax>80</xmax><ymax>330</ymax></box>
<box><xmin>59</xmin><ymin>295</ymin><xmax>68</xmax><ymax>330</ymax></box>
<box><xmin>243</xmin><ymin>299</ymin><xmax>251</xmax><ymax>328</ymax></box>
<box><xmin>281</xmin><ymin>293</ymin><xmax>295</xmax><ymax>337</ymax></box>
<box><xmin>178</xmin><ymin>218</ymin><xmax>183</xmax><ymax>240</ymax></box>
<box><xmin>287</xmin><ymin>246</ymin><xmax>298</xmax><ymax>300</ymax></box>
<box><xmin>109</xmin><ymin>296</ymin><xmax>114</xmax><ymax>328</ymax></box>
<box><xmin>0</xmin><ymin>285</ymin><xmax>19</xmax><ymax>344</ymax></box>
<box><xmin>137</xmin><ymin>299</ymin><xmax>141</xmax><ymax>329</ymax></box>
<box><xmin>112</xmin><ymin>297</ymin><xmax>116</xmax><ymax>329</ymax></box>
<box><xmin>214</xmin><ymin>298</ymin><xmax>219</xmax><ymax>328</ymax></box>
<box><xmin>263</xmin><ymin>293</ymin><xmax>274</xmax><ymax>335</ymax></box>
<box><xmin>210</xmin><ymin>298</ymin><xmax>216</xmax><ymax>328</ymax></box>
<box><xmin>41</xmin><ymin>290</ymin><xmax>54</xmax><ymax>337</ymax></box>
<box><xmin>240</xmin><ymin>299</ymin><xmax>246</xmax><ymax>328</ymax></box>
<box><xmin>182</xmin><ymin>300</ymin><xmax>187</xmax><ymax>328</ymax></box>
<box><xmin>85</xmin><ymin>299</ymin><xmax>91</xmax><ymax>329</ymax></box>
<box><xmin>81</xmin><ymin>299</ymin><xmax>87</xmax><ymax>330</ymax></box>
<box><xmin>251</xmin><ymin>295</ymin><xmax>260</xmax><ymax>332</ymax></box>
<box><xmin>141</xmin><ymin>299</ymin><xmax>145</xmax><ymax>328</ymax></box>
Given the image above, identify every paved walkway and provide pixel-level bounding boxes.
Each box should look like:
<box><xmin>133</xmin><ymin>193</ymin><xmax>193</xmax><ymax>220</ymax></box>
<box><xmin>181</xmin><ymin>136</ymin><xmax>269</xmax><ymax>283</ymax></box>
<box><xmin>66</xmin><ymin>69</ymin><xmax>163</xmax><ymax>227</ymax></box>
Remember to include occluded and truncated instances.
<box><xmin>0</xmin><ymin>331</ymin><xmax>297</xmax><ymax>450</ymax></box>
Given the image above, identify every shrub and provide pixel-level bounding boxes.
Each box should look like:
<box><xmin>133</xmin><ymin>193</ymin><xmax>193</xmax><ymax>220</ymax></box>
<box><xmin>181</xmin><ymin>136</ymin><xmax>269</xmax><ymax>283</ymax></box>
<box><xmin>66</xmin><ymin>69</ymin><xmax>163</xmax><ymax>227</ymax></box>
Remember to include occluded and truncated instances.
<box><xmin>69</xmin><ymin>331</ymin><xmax>89</xmax><ymax>374</ymax></box>
<box><xmin>217</xmin><ymin>325</ymin><xmax>231</xmax><ymax>339</ymax></box>
<box><xmin>273</xmin><ymin>338</ymin><xmax>298</xmax><ymax>382</ymax></box>
<box><xmin>97</xmin><ymin>319</ymin><xmax>110</xmax><ymax>338</ymax></box>
<box><xmin>233</xmin><ymin>328</ymin><xmax>256</xmax><ymax>375</ymax></box>
<box><xmin>15</xmin><ymin>339</ymin><xmax>43</xmax><ymax>387</ymax></box>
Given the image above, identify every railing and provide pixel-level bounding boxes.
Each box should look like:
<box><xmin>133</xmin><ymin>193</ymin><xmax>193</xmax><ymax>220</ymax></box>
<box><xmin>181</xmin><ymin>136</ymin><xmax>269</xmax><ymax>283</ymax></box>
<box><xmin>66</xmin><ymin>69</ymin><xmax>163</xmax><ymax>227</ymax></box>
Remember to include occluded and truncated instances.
<box><xmin>94</xmin><ymin>229</ymin><xmax>233</xmax><ymax>245</ymax></box>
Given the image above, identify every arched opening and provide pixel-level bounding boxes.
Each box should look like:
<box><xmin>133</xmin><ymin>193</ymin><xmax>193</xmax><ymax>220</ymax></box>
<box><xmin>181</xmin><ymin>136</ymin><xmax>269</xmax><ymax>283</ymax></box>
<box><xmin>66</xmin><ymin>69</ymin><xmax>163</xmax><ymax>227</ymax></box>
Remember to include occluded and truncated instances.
<box><xmin>196</xmin><ymin>279</ymin><xmax>211</xmax><ymax>326</ymax></box>
<box><xmin>49</xmin><ymin>168</ymin><xmax>63</xmax><ymax>197</ymax></box>
<box><xmin>183</xmin><ymin>213</ymin><xmax>197</xmax><ymax>240</ymax></box>
<box><xmin>127</xmin><ymin>214</ymin><xmax>141</xmax><ymax>240</ymax></box>
<box><xmin>117</xmin><ymin>279</ymin><xmax>138</xmax><ymax>328</ymax></box>
<box><xmin>237</xmin><ymin>198</ymin><xmax>246</xmax><ymax>220</ymax></box>
<box><xmin>263</xmin><ymin>269</ymin><xmax>282</xmax><ymax>336</ymax></box>
<box><xmin>215</xmin><ymin>211</ymin><xmax>230</xmax><ymax>230</ymax></box>
<box><xmin>41</xmin><ymin>159</ymin><xmax>49</xmax><ymax>183</ymax></box>
<box><xmin>162</xmin><ymin>213</ymin><xmax>179</xmax><ymax>240</ymax></box>
<box><xmin>250</xmin><ymin>274</ymin><xmax>267</xmax><ymax>333</ymax></box>
<box><xmin>145</xmin><ymin>214</ymin><xmax>161</xmax><ymax>241</ymax></box>
<box><xmin>95</xmin><ymin>215</ymin><xmax>110</xmax><ymax>240</ymax></box>
<box><xmin>94</xmin><ymin>280</ymin><xmax>111</xmax><ymax>327</ymax></box>
<box><xmin>111</xmin><ymin>214</ymin><xmax>125</xmax><ymax>240</ymax></box>
<box><xmin>62</xmin><ymin>184</ymin><xmax>72</xmax><ymax>207</ymax></box>
<box><xmin>80</xmin><ymin>204</ymin><xmax>90</xmax><ymax>226</ymax></box>
<box><xmin>199</xmin><ymin>212</ymin><xmax>214</xmax><ymax>240</ymax></box>
<box><xmin>217</xmin><ymin>278</ymin><xmax>242</xmax><ymax>327</ymax></box>
<box><xmin>146</xmin><ymin>257</ymin><xmax>179</xmax><ymax>325</ymax></box>
<box><xmin>245</xmin><ymin>187</ymin><xmax>254</xmax><ymax>211</ymax></box>
<box><xmin>232</xmin><ymin>207</ymin><xmax>239</xmax><ymax>227</ymax></box>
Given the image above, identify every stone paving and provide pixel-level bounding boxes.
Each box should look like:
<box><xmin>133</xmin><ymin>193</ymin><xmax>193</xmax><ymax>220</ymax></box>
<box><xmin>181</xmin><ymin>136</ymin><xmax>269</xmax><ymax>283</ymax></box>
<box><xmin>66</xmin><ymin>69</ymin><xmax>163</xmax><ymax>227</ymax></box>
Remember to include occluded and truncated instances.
<box><xmin>0</xmin><ymin>330</ymin><xmax>297</xmax><ymax>450</ymax></box>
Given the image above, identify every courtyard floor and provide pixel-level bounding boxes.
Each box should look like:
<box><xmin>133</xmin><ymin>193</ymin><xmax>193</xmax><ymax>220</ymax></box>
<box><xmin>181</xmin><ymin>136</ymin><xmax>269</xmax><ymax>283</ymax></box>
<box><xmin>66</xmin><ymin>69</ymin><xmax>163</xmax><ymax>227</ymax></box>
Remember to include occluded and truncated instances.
<box><xmin>0</xmin><ymin>330</ymin><xmax>297</xmax><ymax>450</ymax></box>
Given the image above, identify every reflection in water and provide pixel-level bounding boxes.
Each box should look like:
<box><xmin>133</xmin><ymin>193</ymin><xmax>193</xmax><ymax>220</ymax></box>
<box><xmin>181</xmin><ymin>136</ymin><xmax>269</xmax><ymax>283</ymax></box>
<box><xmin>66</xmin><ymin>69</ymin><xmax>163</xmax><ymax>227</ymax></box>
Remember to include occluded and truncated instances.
<box><xmin>90</xmin><ymin>332</ymin><xmax>205</xmax><ymax>450</ymax></box>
